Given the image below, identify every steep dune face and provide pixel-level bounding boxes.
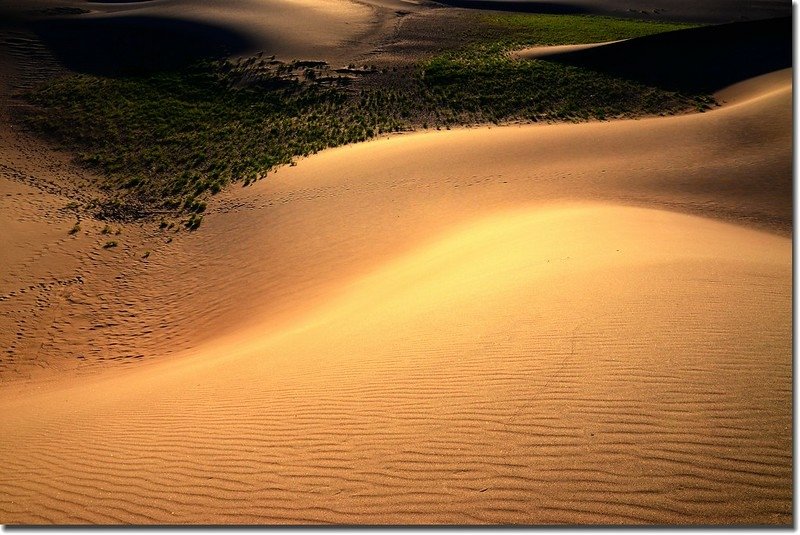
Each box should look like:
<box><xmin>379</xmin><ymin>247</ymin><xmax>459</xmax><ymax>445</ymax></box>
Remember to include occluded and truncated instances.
<box><xmin>0</xmin><ymin>205</ymin><xmax>790</xmax><ymax>524</ymax></box>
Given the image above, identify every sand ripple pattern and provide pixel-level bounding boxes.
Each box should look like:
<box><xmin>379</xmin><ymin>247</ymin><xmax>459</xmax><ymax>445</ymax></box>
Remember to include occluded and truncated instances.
<box><xmin>0</xmin><ymin>206</ymin><xmax>791</xmax><ymax>525</ymax></box>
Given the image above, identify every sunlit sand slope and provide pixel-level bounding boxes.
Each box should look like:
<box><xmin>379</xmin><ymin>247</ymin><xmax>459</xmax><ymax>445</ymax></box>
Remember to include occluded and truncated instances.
<box><xmin>0</xmin><ymin>65</ymin><xmax>790</xmax><ymax>379</ymax></box>
<box><xmin>157</xmin><ymin>68</ymin><xmax>790</xmax><ymax>350</ymax></box>
<box><xmin>0</xmin><ymin>204</ymin><xmax>790</xmax><ymax>524</ymax></box>
<box><xmin>0</xmin><ymin>30</ymin><xmax>791</xmax><ymax>522</ymax></box>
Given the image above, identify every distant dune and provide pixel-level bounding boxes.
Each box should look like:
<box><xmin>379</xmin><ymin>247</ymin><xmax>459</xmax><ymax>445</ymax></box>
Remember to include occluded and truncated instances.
<box><xmin>31</xmin><ymin>15</ymin><xmax>256</xmax><ymax>74</ymax></box>
<box><xmin>543</xmin><ymin>16</ymin><xmax>791</xmax><ymax>93</ymax></box>
<box><xmin>3</xmin><ymin>0</ymin><xmax>790</xmax><ymax>78</ymax></box>
<box><xmin>4</xmin><ymin>0</ymin><xmax>419</xmax><ymax>73</ymax></box>
<box><xmin>511</xmin><ymin>39</ymin><xmax>623</xmax><ymax>60</ymax></box>
<box><xmin>431</xmin><ymin>0</ymin><xmax>789</xmax><ymax>22</ymax></box>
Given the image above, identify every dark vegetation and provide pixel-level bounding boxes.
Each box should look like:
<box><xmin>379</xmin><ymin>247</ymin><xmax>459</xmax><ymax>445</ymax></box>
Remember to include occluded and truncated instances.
<box><xmin>22</xmin><ymin>13</ymin><xmax>712</xmax><ymax>226</ymax></box>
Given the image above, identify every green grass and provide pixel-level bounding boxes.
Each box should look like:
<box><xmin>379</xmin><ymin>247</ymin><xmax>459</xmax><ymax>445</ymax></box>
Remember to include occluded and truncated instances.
<box><xmin>420</xmin><ymin>50</ymin><xmax>697</xmax><ymax>123</ymax></box>
<box><xmin>481</xmin><ymin>13</ymin><xmax>695</xmax><ymax>46</ymax></box>
<box><xmin>21</xmin><ymin>13</ymin><xmax>708</xmax><ymax>219</ymax></box>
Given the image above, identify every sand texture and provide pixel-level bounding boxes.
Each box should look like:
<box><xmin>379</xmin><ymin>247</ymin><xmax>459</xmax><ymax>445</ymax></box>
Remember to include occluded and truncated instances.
<box><xmin>0</xmin><ymin>65</ymin><xmax>792</xmax><ymax>523</ymax></box>
<box><xmin>0</xmin><ymin>0</ymin><xmax>792</xmax><ymax>525</ymax></box>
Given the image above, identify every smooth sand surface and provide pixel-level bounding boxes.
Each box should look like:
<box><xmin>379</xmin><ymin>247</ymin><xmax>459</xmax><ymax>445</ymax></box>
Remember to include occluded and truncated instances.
<box><xmin>0</xmin><ymin>57</ymin><xmax>792</xmax><ymax>523</ymax></box>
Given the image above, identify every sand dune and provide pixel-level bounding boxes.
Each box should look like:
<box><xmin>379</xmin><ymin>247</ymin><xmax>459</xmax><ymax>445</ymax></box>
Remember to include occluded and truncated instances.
<box><xmin>174</xmin><ymin>67</ymin><xmax>790</xmax><ymax>345</ymax></box>
<box><xmin>6</xmin><ymin>0</ymin><xmax>789</xmax><ymax>79</ymax></box>
<box><xmin>0</xmin><ymin>204</ymin><xmax>790</xmax><ymax>524</ymax></box>
<box><xmin>0</xmin><ymin>0</ymin><xmax>792</xmax><ymax>522</ymax></box>
<box><xmin>430</xmin><ymin>0</ymin><xmax>789</xmax><ymax>23</ymax></box>
<box><xmin>3</xmin><ymin>0</ymin><xmax>422</xmax><ymax>74</ymax></box>
<box><xmin>544</xmin><ymin>16</ymin><xmax>791</xmax><ymax>94</ymax></box>
<box><xmin>3</xmin><ymin>0</ymin><xmax>789</xmax><ymax>78</ymax></box>
<box><xmin>0</xmin><ymin>52</ymin><xmax>792</xmax><ymax>525</ymax></box>
<box><xmin>8</xmin><ymin>66</ymin><xmax>784</xmax><ymax>378</ymax></box>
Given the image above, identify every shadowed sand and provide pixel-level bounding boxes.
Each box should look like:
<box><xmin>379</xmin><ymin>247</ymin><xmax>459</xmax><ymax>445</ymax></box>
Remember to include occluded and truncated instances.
<box><xmin>3</xmin><ymin>0</ymin><xmax>422</xmax><ymax>74</ymax></box>
<box><xmin>0</xmin><ymin>53</ymin><xmax>792</xmax><ymax>524</ymax></box>
<box><xmin>543</xmin><ymin>16</ymin><xmax>791</xmax><ymax>93</ymax></box>
<box><xmin>430</xmin><ymin>0</ymin><xmax>789</xmax><ymax>22</ymax></box>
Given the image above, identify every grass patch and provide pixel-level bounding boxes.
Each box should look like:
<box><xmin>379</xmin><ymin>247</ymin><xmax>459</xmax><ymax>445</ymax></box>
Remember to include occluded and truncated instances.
<box><xmin>420</xmin><ymin>49</ymin><xmax>696</xmax><ymax>123</ymax></box>
<box><xmin>481</xmin><ymin>13</ymin><xmax>695</xmax><ymax>46</ymax></box>
<box><xmin>21</xmin><ymin>13</ymin><xmax>707</xmax><ymax>218</ymax></box>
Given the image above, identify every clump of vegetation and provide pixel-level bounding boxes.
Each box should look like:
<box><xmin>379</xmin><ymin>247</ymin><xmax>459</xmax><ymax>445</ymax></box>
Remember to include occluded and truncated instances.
<box><xmin>419</xmin><ymin>47</ymin><xmax>695</xmax><ymax>125</ymax></box>
<box><xmin>68</xmin><ymin>222</ymin><xmax>80</xmax><ymax>235</ymax></box>
<box><xmin>21</xmin><ymin>13</ymin><xmax>706</xmax><ymax>221</ymax></box>
<box><xmin>185</xmin><ymin>213</ymin><xmax>203</xmax><ymax>231</ymax></box>
<box><xmin>103</xmin><ymin>240</ymin><xmax>118</xmax><ymax>249</ymax></box>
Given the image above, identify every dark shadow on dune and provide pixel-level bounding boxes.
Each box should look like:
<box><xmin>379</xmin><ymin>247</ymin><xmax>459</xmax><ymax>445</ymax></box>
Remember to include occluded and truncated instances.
<box><xmin>433</xmin><ymin>0</ymin><xmax>587</xmax><ymax>14</ymax></box>
<box><xmin>30</xmin><ymin>15</ymin><xmax>257</xmax><ymax>75</ymax></box>
<box><xmin>543</xmin><ymin>16</ymin><xmax>791</xmax><ymax>94</ymax></box>
<box><xmin>433</xmin><ymin>0</ymin><xmax>789</xmax><ymax>23</ymax></box>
